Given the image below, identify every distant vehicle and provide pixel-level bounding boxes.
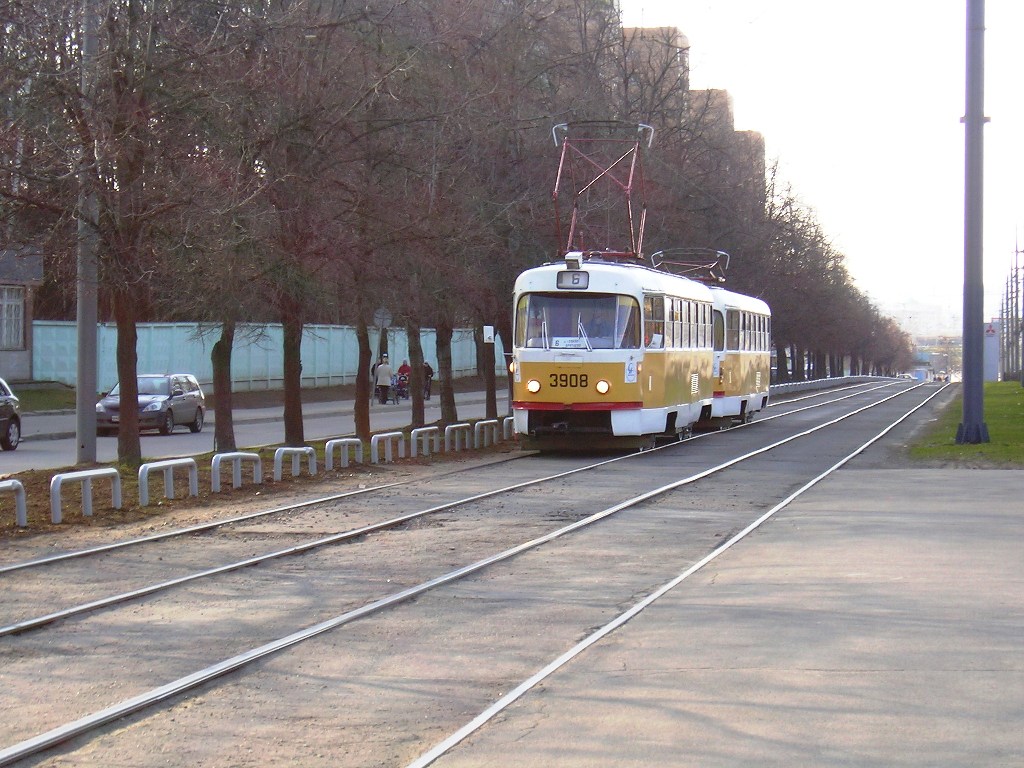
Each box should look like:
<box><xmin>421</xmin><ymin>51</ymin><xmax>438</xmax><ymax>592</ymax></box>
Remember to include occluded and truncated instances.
<box><xmin>96</xmin><ymin>374</ymin><xmax>205</xmax><ymax>436</ymax></box>
<box><xmin>0</xmin><ymin>377</ymin><xmax>22</xmax><ymax>451</ymax></box>
<box><xmin>898</xmin><ymin>373</ymin><xmax>914</xmax><ymax>379</ymax></box>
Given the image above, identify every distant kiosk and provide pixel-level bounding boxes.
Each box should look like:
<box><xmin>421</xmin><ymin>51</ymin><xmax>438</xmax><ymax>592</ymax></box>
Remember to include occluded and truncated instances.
<box><xmin>983</xmin><ymin>320</ymin><xmax>1000</xmax><ymax>382</ymax></box>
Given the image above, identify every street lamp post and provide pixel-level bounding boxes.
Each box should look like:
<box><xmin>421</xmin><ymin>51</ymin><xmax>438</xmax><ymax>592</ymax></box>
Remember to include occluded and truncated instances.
<box><xmin>957</xmin><ymin>0</ymin><xmax>990</xmax><ymax>444</ymax></box>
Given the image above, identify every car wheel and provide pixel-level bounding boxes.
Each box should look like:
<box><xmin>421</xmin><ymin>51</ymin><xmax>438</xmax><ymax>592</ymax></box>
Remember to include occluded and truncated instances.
<box><xmin>189</xmin><ymin>408</ymin><xmax>204</xmax><ymax>433</ymax></box>
<box><xmin>1</xmin><ymin>418</ymin><xmax>20</xmax><ymax>451</ymax></box>
<box><xmin>159</xmin><ymin>410</ymin><xmax>174</xmax><ymax>435</ymax></box>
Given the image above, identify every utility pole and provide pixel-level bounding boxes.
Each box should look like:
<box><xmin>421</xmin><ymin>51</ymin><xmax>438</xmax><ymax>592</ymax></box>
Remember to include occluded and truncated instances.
<box><xmin>957</xmin><ymin>0</ymin><xmax>989</xmax><ymax>444</ymax></box>
<box><xmin>75</xmin><ymin>0</ymin><xmax>99</xmax><ymax>463</ymax></box>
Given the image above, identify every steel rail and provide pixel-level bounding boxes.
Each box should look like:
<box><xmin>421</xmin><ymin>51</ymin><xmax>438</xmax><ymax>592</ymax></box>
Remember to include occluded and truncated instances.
<box><xmin>0</xmin><ymin>481</ymin><xmax>402</xmax><ymax>575</ymax></box>
<box><xmin>0</xmin><ymin>383</ymin><xmax>946</xmax><ymax>765</ymax></box>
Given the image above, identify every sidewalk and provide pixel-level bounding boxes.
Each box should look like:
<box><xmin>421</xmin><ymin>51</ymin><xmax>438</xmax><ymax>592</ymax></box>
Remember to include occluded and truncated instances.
<box><xmin>21</xmin><ymin>389</ymin><xmax>507</xmax><ymax>442</ymax></box>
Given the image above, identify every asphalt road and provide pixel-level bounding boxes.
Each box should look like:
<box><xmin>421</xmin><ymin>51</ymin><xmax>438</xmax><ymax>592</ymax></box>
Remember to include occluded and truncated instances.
<box><xmin>5</xmin><ymin>390</ymin><xmax>503</xmax><ymax>475</ymax></box>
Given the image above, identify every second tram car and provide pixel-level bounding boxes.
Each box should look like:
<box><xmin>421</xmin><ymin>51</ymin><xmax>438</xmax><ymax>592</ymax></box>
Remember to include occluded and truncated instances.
<box><xmin>511</xmin><ymin>252</ymin><xmax>718</xmax><ymax>450</ymax></box>
<box><xmin>705</xmin><ymin>287</ymin><xmax>772</xmax><ymax>428</ymax></box>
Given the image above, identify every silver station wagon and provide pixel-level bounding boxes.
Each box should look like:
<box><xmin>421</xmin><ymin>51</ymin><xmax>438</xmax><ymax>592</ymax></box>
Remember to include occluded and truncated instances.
<box><xmin>96</xmin><ymin>374</ymin><xmax>206</xmax><ymax>436</ymax></box>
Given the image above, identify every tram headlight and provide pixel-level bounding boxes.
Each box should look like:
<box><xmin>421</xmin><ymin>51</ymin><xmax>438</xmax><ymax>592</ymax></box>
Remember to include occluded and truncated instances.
<box><xmin>509</xmin><ymin>361</ymin><xmax>516</xmax><ymax>374</ymax></box>
<box><xmin>526</xmin><ymin>379</ymin><xmax>542</xmax><ymax>393</ymax></box>
<box><xmin>595</xmin><ymin>379</ymin><xmax>610</xmax><ymax>395</ymax></box>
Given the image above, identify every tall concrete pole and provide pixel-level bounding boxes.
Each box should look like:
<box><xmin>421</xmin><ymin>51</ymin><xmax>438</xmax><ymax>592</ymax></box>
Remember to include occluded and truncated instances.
<box><xmin>957</xmin><ymin>0</ymin><xmax>989</xmax><ymax>443</ymax></box>
<box><xmin>76</xmin><ymin>0</ymin><xmax>99</xmax><ymax>463</ymax></box>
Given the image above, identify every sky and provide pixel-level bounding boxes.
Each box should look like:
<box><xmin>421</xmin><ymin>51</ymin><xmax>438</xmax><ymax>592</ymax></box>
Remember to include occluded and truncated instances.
<box><xmin>618</xmin><ymin>0</ymin><xmax>1023</xmax><ymax>337</ymax></box>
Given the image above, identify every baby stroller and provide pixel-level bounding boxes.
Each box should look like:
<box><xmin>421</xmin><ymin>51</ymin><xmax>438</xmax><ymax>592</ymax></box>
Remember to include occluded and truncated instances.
<box><xmin>395</xmin><ymin>373</ymin><xmax>410</xmax><ymax>400</ymax></box>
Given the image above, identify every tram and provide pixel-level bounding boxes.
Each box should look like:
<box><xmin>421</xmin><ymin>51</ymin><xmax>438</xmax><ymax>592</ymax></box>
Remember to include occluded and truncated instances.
<box><xmin>510</xmin><ymin>251</ymin><xmax>718</xmax><ymax>450</ymax></box>
<box><xmin>510</xmin><ymin>121</ymin><xmax>771</xmax><ymax>450</ymax></box>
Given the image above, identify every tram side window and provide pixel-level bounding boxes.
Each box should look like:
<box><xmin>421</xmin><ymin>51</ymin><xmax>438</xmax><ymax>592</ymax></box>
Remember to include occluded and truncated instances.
<box><xmin>677</xmin><ymin>298</ymin><xmax>685</xmax><ymax>348</ymax></box>
<box><xmin>671</xmin><ymin>299</ymin><xmax>680</xmax><ymax>348</ymax></box>
<box><xmin>726</xmin><ymin>309</ymin><xmax>740</xmax><ymax>350</ymax></box>
<box><xmin>644</xmin><ymin>294</ymin><xmax>664</xmax><ymax>348</ymax></box>
<box><xmin>663</xmin><ymin>298</ymin><xmax>671</xmax><ymax>348</ymax></box>
<box><xmin>712</xmin><ymin>309</ymin><xmax>725</xmax><ymax>351</ymax></box>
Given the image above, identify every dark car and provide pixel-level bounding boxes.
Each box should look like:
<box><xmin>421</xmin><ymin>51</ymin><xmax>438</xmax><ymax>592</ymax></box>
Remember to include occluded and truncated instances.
<box><xmin>96</xmin><ymin>374</ymin><xmax>205</xmax><ymax>436</ymax></box>
<box><xmin>0</xmin><ymin>377</ymin><xmax>21</xmax><ymax>450</ymax></box>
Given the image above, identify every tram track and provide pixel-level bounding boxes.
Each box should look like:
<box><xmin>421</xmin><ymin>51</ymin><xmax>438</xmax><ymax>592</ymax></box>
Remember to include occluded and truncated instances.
<box><xmin>0</xmin><ymin>381</ymin><xmax>947</xmax><ymax>765</ymax></box>
<box><xmin>0</xmin><ymin>379</ymin><xmax>892</xmax><ymax>578</ymax></box>
<box><xmin>0</xmin><ymin>380</ymin><xmax>907</xmax><ymax>638</ymax></box>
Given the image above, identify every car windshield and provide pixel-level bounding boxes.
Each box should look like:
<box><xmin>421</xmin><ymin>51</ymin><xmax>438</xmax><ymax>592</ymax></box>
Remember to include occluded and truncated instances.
<box><xmin>108</xmin><ymin>377</ymin><xmax>171</xmax><ymax>397</ymax></box>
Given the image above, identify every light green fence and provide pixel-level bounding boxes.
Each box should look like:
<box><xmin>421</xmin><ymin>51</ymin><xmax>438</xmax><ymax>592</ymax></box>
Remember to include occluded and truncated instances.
<box><xmin>32</xmin><ymin>322</ymin><xmax>505</xmax><ymax>393</ymax></box>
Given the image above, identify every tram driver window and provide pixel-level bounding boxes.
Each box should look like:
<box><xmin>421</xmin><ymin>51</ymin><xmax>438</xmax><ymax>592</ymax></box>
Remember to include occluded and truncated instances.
<box><xmin>516</xmin><ymin>293</ymin><xmax>641</xmax><ymax>350</ymax></box>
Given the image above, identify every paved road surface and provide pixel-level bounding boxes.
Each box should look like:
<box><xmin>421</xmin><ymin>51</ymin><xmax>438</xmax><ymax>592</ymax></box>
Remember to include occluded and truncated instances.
<box><xmin>5</xmin><ymin>390</ymin><xmax>503</xmax><ymax>474</ymax></box>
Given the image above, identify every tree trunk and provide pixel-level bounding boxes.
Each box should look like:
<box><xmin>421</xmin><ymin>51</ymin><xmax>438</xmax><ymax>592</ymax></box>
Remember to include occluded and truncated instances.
<box><xmin>355</xmin><ymin>320</ymin><xmax>371</xmax><ymax>441</ymax></box>
<box><xmin>211</xmin><ymin>320</ymin><xmax>236</xmax><ymax>453</ymax></box>
<box><xmin>406</xmin><ymin>319</ymin><xmax>425</xmax><ymax>427</ymax></box>
<box><xmin>282</xmin><ymin>304</ymin><xmax>304</xmax><ymax>446</ymax></box>
<box><xmin>113</xmin><ymin>292</ymin><xmax>141</xmax><ymax>466</ymax></box>
<box><xmin>775</xmin><ymin>343</ymin><xmax>789</xmax><ymax>383</ymax></box>
<box><xmin>436</xmin><ymin>320</ymin><xmax>457</xmax><ymax>423</ymax></box>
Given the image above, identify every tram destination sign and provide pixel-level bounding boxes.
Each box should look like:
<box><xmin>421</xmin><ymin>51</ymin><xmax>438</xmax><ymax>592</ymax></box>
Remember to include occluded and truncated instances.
<box><xmin>556</xmin><ymin>271</ymin><xmax>589</xmax><ymax>289</ymax></box>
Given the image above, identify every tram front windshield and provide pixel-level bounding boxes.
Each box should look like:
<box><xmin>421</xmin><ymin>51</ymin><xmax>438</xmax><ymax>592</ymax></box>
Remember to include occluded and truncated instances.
<box><xmin>515</xmin><ymin>293</ymin><xmax>641</xmax><ymax>350</ymax></box>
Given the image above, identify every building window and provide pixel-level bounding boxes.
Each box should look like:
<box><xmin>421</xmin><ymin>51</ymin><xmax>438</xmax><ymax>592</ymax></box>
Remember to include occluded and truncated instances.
<box><xmin>0</xmin><ymin>286</ymin><xmax>25</xmax><ymax>350</ymax></box>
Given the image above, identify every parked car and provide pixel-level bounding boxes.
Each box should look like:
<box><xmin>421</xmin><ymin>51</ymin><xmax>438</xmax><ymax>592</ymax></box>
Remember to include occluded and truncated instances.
<box><xmin>96</xmin><ymin>374</ymin><xmax>205</xmax><ymax>436</ymax></box>
<box><xmin>0</xmin><ymin>377</ymin><xmax>21</xmax><ymax>451</ymax></box>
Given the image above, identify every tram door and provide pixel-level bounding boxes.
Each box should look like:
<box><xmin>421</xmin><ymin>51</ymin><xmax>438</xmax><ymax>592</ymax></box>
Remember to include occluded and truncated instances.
<box><xmin>712</xmin><ymin>309</ymin><xmax>726</xmax><ymax>378</ymax></box>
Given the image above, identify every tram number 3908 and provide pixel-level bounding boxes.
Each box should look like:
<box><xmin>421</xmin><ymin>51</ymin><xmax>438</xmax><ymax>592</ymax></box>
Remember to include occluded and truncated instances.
<box><xmin>549</xmin><ymin>373</ymin><xmax>589</xmax><ymax>388</ymax></box>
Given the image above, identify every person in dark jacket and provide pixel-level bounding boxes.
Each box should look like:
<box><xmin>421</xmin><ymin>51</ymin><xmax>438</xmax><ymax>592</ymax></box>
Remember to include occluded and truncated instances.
<box><xmin>423</xmin><ymin>360</ymin><xmax>434</xmax><ymax>399</ymax></box>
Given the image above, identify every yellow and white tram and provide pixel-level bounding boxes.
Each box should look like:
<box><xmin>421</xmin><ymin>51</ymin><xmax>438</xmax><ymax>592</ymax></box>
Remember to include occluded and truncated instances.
<box><xmin>510</xmin><ymin>252</ymin><xmax>718</xmax><ymax>450</ymax></box>
<box><xmin>706</xmin><ymin>287</ymin><xmax>772</xmax><ymax>426</ymax></box>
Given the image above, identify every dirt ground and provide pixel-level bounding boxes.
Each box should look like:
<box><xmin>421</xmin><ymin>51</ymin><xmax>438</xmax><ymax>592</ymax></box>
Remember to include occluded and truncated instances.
<box><xmin>2</xmin><ymin>375</ymin><xmax>510</xmax><ymax>540</ymax></box>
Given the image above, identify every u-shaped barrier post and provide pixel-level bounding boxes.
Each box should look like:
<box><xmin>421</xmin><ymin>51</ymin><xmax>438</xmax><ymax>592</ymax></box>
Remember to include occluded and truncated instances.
<box><xmin>273</xmin><ymin>446</ymin><xmax>317</xmax><ymax>481</ymax></box>
<box><xmin>444</xmin><ymin>423</ymin><xmax>471</xmax><ymax>453</ymax></box>
<box><xmin>370</xmin><ymin>431</ymin><xmax>405</xmax><ymax>464</ymax></box>
<box><xmin>502</xmin><ymin>416</ymin><xmax>515</xmax><ymax>440</ymax></box>
<box><xmin>138</xmin><ymin>458</ymin><xmax>199</xmax><ymax>507</ymax></box>
<box><xmin>0</xmin><ymin>479</ymin><xmax>27</xmax><ymax>527</ymax></box>
<box><xmin>50</xmin><ymin>467</ymin><xmax>122</xmax><ymax>524</ymax></box>
<box><xmin>211</xmin><ymin>452</ymin><xmax>263</xmax><ymax>492</ymax></box>
<box><xmin>325</xmin><ymin>438</ymin><xmax>363</xmax><ymax>470</ymax></box>
<box><xmin>474</xmin><ymin>419</ymin><xmax>499</xmax><ymax>449</ymax></box>
<box><xmin>410</xmin><ymin>426</ymin><xmax>440</xmax><ymax>457</ymax></box>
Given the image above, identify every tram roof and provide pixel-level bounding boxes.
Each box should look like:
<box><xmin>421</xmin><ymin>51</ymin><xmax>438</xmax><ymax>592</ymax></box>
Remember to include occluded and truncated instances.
<box><xmin>709</xmin><ymin>285</ymin><xmax>771</xmax><ymax>316</ymax></box>
<box><xmin>516</xmin><ymin>254</ymin><xmax>715</xmax><ymax>300</ymax></box>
